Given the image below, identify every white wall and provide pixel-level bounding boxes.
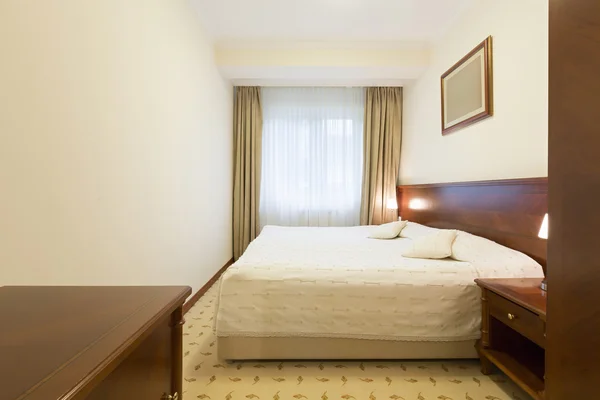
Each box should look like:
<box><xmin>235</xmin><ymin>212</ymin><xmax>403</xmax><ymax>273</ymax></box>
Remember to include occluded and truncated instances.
<box><xmin>399</xmin><ymin>0</ymin><xmax>548</xmax><ymax>184</ymax></box>
<box><xmin>0</xmin><ymin>0</ymin><xmax>233</xmax><ymax>293</ymax></box>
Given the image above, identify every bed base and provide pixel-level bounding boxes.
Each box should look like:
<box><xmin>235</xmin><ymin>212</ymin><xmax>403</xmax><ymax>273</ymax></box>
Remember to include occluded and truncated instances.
<box><xmin>217</xmin><ymin>336</ymin><xmax>478</xmax><ymax>360</ymax></box>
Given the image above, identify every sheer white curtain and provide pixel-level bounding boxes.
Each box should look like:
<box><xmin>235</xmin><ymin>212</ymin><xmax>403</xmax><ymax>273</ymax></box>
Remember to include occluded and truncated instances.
<box><xmin>260</xmin><ymin>87</ymin><xmax>365</xmax><ymax>228</ymax></box>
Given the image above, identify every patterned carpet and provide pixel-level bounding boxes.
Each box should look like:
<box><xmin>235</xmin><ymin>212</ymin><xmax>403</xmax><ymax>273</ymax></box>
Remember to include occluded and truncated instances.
<box><xmin>182</xmin><ymin>283</ymin><xmax>531</xmax><ymax>400</ymax></box>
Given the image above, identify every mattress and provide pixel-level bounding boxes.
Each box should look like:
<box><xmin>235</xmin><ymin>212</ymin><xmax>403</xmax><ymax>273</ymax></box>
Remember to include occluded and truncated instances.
<box><xmin>215</xmin><ymin>225</ymin><xmax>543</xmax><ymax>343</ymax></box>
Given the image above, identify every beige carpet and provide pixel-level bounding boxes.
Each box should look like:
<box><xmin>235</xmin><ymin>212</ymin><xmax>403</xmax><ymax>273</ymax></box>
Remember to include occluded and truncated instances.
<box><xmin>183</xmin><ymin>284</ymin><xmax>531</xmax><ymax>400</ymax></box>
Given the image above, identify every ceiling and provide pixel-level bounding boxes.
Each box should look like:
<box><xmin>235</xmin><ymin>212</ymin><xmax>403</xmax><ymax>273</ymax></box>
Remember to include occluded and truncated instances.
<box><xmin>192</xmin><ymin>0</ymin><xmax>474</xmax><ymax>44</ymax></box>
<box><xmin>190</xmin><ymin>0</ymin><xmax>475</xmax><ymax>85</ymax></box>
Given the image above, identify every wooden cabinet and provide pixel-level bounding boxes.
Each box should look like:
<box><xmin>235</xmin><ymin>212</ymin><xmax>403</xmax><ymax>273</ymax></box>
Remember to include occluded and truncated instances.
<box><xmin>547</xmin><ymin>0</ymin><xmax>600</xmax><ymax>398</ymax></box>
<box><xmin>0</xmin><ymin>286</ymin><xmax>191</xmax><ymax>400</ymax></box>
<box><xmin>487</xmin><ymin>291</ymin><xmax>546</xmax><ymax>348</ymax></box>
<box><xmin>475</xmin><ymin>278</ymin><xmax>547</xmax><ymax>400</ymax></box>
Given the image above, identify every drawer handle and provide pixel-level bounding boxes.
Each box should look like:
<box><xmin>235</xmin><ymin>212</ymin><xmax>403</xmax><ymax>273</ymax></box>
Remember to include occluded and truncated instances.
<box><xmin>507</xmin><ymin>313</ymin><xmax>517</xmax><ymax>320</ymax></box>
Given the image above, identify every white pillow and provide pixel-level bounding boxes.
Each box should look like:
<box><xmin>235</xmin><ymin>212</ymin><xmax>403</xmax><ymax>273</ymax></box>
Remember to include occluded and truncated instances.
<box><xmin>451</xmin><ymin>230</ymin><xmax>540</xmax><ymax>265</ymax></box>
<box><xmin>451</xmin><ymin>230</ymin><xmax>544</xmax><ymax>278</ymax></box>
<box><xmin>451</xmin><ymin>231</ymin><xmax>504</xmax><ymax>262</ymax></box>
<box><xmin>368</xmin><ymin>220</ymin><xmax>408</xmax><ymax>239</ymax></box>
<box><xmin>402</xmin><ymin>229</ymin><xmax>458</xmax><ymax>259</ymax></box>
<box><xmin>399</xmin><ymin>221</ymin><xmax>440</xmax><ymax>239</ymax></box>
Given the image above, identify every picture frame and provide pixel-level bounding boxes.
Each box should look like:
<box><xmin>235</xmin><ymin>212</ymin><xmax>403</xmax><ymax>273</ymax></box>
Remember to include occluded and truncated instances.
<box><xmin>441</xmin><ymin>36</ymin><xmax>493</xmax><ymax>135</ymax></box>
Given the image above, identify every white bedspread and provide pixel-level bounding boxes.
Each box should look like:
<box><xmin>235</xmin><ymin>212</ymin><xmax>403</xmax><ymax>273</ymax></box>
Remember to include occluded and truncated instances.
<box><xmin>215</xmin><ymin>226</ymin><xmax>543</xmax><ymax>342</ymax></box>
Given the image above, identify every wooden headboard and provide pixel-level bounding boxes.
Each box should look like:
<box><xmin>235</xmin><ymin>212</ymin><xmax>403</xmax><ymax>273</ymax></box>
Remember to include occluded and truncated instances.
<box><xmin>396</xmin><ymin>178</ymin><xmax>547</xmax><ymax>269</ymax></box>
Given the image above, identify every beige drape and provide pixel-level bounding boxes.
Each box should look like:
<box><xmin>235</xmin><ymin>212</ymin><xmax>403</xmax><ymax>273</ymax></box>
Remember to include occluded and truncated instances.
<box><xmin>233</xmin><ymin>87</ymin><xmax>263</xmax><ymax>260</ymax></box>
<box><xmin>360</xmin><ymin>87</ymin><xmax>403</xmax><ymax>225</ymax></box>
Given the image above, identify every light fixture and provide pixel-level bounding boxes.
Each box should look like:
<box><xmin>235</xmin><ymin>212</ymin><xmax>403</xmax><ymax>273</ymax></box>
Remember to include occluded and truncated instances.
<box><xmin>408</xmin><ymin>198</ymin><xmax>429</xmax><ymax>210</ymax></box>
<box><xmin>538</xmin><ymin>213</ymin><xmax>548</xmax><ymax>239</ymax></box>
<box><xmin>386</xmin><ymin>198</ymin><xmax>400</xmax><ymax>222</ymax></box>
<box><xmin>538</xmin><ymin>213</ymin><xmax>548</xmax><ymax>291</ymax></box>
<box><xmin>386</xmin><ymin>198</ymin><xmax>398</xmax><ymax>210</ymax></box>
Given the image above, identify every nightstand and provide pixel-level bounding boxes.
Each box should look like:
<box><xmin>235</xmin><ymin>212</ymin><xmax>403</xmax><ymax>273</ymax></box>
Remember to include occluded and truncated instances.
<box><xmin>474</xmin><ymin>278</ymin><xmax>547</xmax><ymax>400</ymax></box>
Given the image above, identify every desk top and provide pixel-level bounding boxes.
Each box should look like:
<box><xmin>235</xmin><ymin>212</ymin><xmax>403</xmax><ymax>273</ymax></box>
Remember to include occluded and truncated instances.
<box><xmin>0</xmin><ymin>286</ymin><xmax>190</xmax><ymax>400</ymax></box>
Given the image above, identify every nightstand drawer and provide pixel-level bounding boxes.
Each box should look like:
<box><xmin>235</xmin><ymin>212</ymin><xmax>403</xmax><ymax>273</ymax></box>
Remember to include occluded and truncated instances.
<box><xmin>488</xmin><ymin>291</ymin><xmax>545</xmax><ymax>348</ymax></box>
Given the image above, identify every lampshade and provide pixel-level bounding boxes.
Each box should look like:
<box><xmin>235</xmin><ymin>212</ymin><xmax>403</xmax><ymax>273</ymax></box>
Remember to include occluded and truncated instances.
<box><xmin>538</xmin><ymin>213</ymin><xmax>548</xmax><ymax>239</ymax></box>
<box><xmin>386</xmin><ymin>198</ymin><xmax>398</xmax><ymax>210</ymax></box>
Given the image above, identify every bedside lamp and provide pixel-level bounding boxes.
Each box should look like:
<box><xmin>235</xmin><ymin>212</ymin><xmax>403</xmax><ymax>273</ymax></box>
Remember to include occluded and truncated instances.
<box><xmin>538</xmin><ymin>213</ymin><xmax>548</xmax><ymax>291</ymax></box>
<box><xmin>538</xmin><ymin>213</ymin><xmax>548</xmax><ymax>239</ymax></box>
<box><xmin>386</xmin><ymin>198</ymin><xmax>400</xmax><ymax>221</ymax></box>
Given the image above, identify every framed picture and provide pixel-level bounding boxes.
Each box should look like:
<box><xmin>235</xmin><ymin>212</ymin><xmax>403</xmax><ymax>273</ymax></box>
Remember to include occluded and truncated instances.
<box><xmin>441</xmin><ymin>36</ymin><xmax>493</xmax><ymax>135</ymax></box>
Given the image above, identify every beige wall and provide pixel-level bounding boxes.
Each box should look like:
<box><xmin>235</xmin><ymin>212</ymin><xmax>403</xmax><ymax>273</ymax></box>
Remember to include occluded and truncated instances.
<box><xmin>216</xmin><ymin>42</ymin><xmax>429</xmax><ymax>86</ymax></box>
<box><xmin>399</xmin><ymin>0</ymin><xmax>548</xmax><ymax>184</ymax></box>
<box><xmin>0</xmin><ymin>0</ymin><xmax>233</xmax><ymax>293</ymax></box>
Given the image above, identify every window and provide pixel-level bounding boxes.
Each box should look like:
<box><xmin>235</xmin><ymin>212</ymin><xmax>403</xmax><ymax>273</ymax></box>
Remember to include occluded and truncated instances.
<box><xmin>260</xmin><ymin>87</ymin><xmax>365</xmax><ymax>227</ymax></box>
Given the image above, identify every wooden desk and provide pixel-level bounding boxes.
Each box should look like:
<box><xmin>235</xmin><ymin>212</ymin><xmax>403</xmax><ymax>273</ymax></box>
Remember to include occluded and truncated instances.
<box><xmin>475</xmin><ymin>278</ymin><xmax>546</xmax><ymax>400</ymax></box>
<box><xmin>0</xmin><ymin>286</ymin><xmax>191</xmax><ymax>400</ymax></box>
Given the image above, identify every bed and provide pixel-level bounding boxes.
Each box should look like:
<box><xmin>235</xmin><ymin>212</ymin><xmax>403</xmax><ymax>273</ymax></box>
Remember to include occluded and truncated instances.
<box><xmin>215</xmin><ymin>222</ymin><xmax>544</xmax><ymax>360</ymax></box>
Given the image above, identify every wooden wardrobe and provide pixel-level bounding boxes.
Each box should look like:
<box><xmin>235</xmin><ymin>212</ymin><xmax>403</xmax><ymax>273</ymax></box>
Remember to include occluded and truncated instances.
<box><xmin>546</xmin><ymin>0</ymin><xmax>600</xmax><ymax>398</ymax></box>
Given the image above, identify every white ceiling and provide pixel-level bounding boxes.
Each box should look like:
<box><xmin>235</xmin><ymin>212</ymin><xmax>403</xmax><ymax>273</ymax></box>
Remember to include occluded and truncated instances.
<box><xmin>190</xmin><ymin>0</ymin><xmax>475</xmax><ymax>85</ymax></box>
<box><xmin>191</xmin><ymin>0</ymin><xmax>474</xmax><ymax>44</ymax></box>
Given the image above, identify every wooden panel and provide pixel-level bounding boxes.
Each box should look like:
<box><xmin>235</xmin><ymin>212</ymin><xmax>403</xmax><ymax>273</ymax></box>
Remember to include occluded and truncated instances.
<box><xmin>546</xmin><ymin>0</ymin><xmax>600</xmax><ymax>398</ymax></box>
<box><xmin>85</xmin><ymin>317</ymin><xmax>172</xmax><ymax>400</ymax></box>
<box><xmin>0</xmin><ymin>286</ymin><xmax>190</xmax><ymax>400</ymax></box>
<box><xmin>480</xmin><ymin>345</ymin><xmax>545</xmax><ymax>399</ymax></box>
<box><xmin>396</xmin><ymin>178</ymin><xmax>548</xmax><ymax>269</ymax></box>
<box><xmin>488</xmin><ymin>291</ymin><xmax>545</xmax><ymax>348</ymax></box>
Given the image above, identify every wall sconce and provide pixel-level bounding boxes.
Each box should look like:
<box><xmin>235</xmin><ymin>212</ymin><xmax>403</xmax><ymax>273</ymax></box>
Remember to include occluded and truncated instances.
<box><xmin>386</xmin><ymin>198</ymin><xmax>400</xmax><ymax>221</ymax></box>
<box><xmin>386</xmin><ymin>198</ymin><xmax>398</xmax><ymax>210</ymax></box>
<box><xmin>408</xmin><ymin>198</ymin><xmax>429</xmax><ymax>210</ymax></box>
